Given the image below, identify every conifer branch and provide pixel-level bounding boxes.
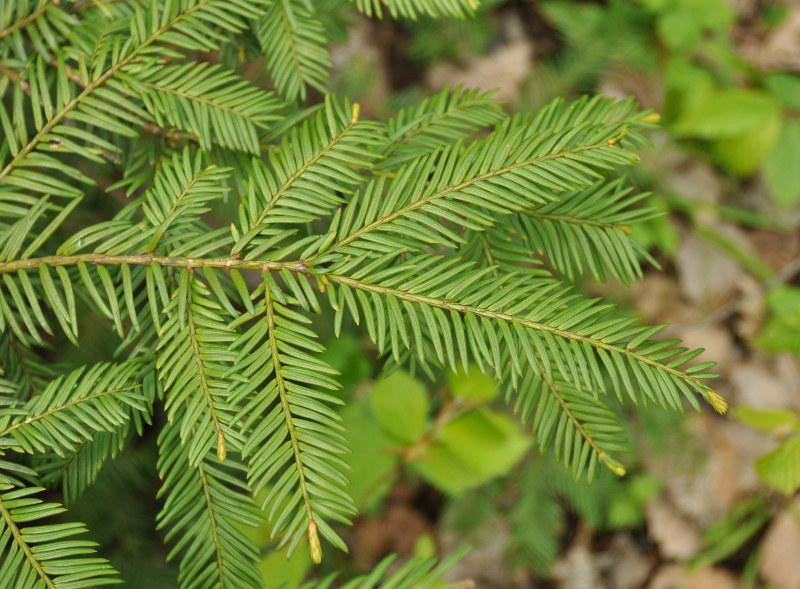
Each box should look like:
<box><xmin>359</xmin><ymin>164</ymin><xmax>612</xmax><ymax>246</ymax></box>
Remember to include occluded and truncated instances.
<box><xmin>0</xmin><ymin>491</ymin><xmax>54</xmax><ymax>588</ymax></box>
<box><xmin>0</xmin><ymin>58</ymin><xmax>190</xmax><ymax>146</ymax></box>
<box><xmin>317</xmin><ymin>139</ymin><xmax>636</xmax><ymax>258</ymax></box>
<box><xmin>0</xmin><ymin>249</ymin><xmax>718</xmax><ymax>409</ymax></box>
<box><xmin>0</xmin><ymin>483</ymin><xmax>120</xmax><ymax>587</ymax></box>
<box><xmin>196</xmin><ymin>461</ymin><xmax>229</xmax><ymax>583</ymax></box>
<box><xmin>263</xmin><ymin>288</ymin><xmax>321</xmax><ymax>562</ymax></box>
<box><xmin>187</xmin><ymin>297</ymin><xmax>226</xmax><ymax>456</ymax></box>
<box><xmin>0</xmin><ymin>0</ymin><xmax>231</xmax><ymax>184</ymax></box>
<box><xmin>477</xmin><ymin>225</ymin><xmax>628</xmax><ymax>476</ymax></box>
<box><xmin>0</xmin><ymin>2</ymin><xmax>49</xmax><ymax>40</ymax></box>
<box><xmin>255</xmin><ymin>116</ymin><xmax>360</xmax><ymax>226</ymax></box>
<box><xmin>324</xmin><ymin>272</ymin><xmax>720</xmax><ymax>403</ymax></box>
<box><xmin>0</xmin><ymin>384</ymin><xmax>138</xmax><ymax>440</ymax></box>
<box><xmin>156</xmin><ymin>424</ymin><xmax>262</xmax><ymax>588</ymax></box>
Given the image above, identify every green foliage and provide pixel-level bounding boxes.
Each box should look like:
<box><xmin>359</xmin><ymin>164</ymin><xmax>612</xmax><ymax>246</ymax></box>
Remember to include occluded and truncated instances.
<box><xmin>351</xmin><ymin>0</ymin><xmax>476</xmax><ymax>21</ymax></box>
<box><xmin>765</xmin><ymin>72</ymin><xmax>800</xmax><ymax>110</ymax></box>
<box><xmin>130</xmin><ymin>62</ymin><xmax>283</xmax><ymax>154</ymax></box>
<box><xmin>340</xmin><ymin>401</ymin><xmax>396</xmax><ymax>511</ymax></box>
<box><xmin>671</xmin><ymin>87</ymin><xmax>782</xmax><ymax>176</ymax></box>
<box><xmin>412</xmin><ymin>407</ymin><xmax>531</xmax><ymax>494</ymax></box>
<box><xmin>690</xmin><ymin>496</ymin><xmax>771</xmax><ymax>570</ymax></box>
<box><xmin>330</xmin><ymin>548</ymin><xmax>468</xmax><ymax>588</ymax></box>
<box><xmin>640</xmin><ymin>6</ymin><xmax>785</xmax><ymax>177</ymax></box>
<box><xmin>763</xmin><ymin>121</ymin><xmax>800</xmax><ymax>208</ymax></box>
<box><xmin>755</xmin><ymin>436</ymin><xmax>800</xmax><ymax>496</ymax></box>
<box><xmin>639</xmin><ymin>0</ymin><xmax>734</xmax><ymax>51</ymax></box>
<box><xmin>520</xmin><ymin>0</ymin><xmax>657</xmax><ymax>107</ymax></box>
<box><xmin>380</xmin><ymin>85</ymin><xmax>506</xmax><ymax>168</ymax></box>
<box><xmin>756</xmin><ymin>286</ymin><xmax>800</xmax><ymax>355</ymax></box>
<box><xmin>735</xmin><ymin>406</ymin><xmax>800</xmax><ymax>496</ymax></box>
<box><xmin>507</xmin><ymin>178</ymin><xmax>659</xmax><ymax>284</ymax></box>
<box><xmin>448</xmin><ymin>366</ymin><xmax>497</xmax><ymax>402</ymax></box>
<box><xmin>347</xmin><ymin>368</ymin><xmax>530</xmax><ymax>500</ymax></box>
<box><xmin>0</xmin><ymin>0</ymin><xmax>726</xmax><ymax>586</ymax></box>
<box><xmin>736</xmin><ymin>286</ymin><xmax>800</xmax><ymax>496</ymax></box>
<box><xmin>671</xmin><ymin>89</ymin><xmax>781</xmax><ymax>142</ymax></box>
<box><xmin>402</xmin><ymin>0</ymin><xmax>503</xmax><ymax>65</ymax></box>
<box><xmin>369</xmin><ymin>371</ymin><xmax>428</xmax><ymax>444</ymax></box>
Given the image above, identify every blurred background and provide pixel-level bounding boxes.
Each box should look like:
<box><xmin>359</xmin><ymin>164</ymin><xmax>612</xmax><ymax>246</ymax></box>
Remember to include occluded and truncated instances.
<box><xmin>62</xmin><ymin>1</ymin><xmax>800</xmax><ymax>587</ymax></box>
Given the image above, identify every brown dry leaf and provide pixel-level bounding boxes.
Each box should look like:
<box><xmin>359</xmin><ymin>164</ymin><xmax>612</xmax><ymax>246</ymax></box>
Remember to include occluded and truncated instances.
<box><xmin>441</xmin><ymin>516</ymin><xmax>529</xmax><ymax>589</ymax></box>
<box><xmin>648</xmin><ymin>565</ymin><xmax>741</xmax><ymax>589</ymax></box>
<box><xmin>645</xmin><ymin>497</ymin><xmax>701</xmax><ymax>561</ymax></box>
<box><xmin>648</xmin><ymin>565</ymin><xmax>686</xmax><ymax>589</ymax></box>
<box><xmin>596</xmin><ymin>67</ymin><xmax>663</xmax><ymax>111</ymax></box>
<box><xmin>740</xmin><ymin>7</ymin><xmax>800</xmax><ymax>70</ymax></box>
<box><xmin>424</xmin><ymin>42</ymin><xmax>533</xmax><ymax>102</ymax></box>
<box><xmin>721</xmin><ymin>420</ymin><xmax>780</xmax><ymax>498</ymax></box>
<box><xmin>775</xmin><ymin>354</ymin><xmax>800</xmax><ymax>401</ymax></box>
<box><xmin>552</xmin><ymin>543</ymin><xmax>605</xmax><ymax>589</ymax></box>
<box><xmin>668</xmin><ymin>160</ymin><xmax>724</xmax><ymax>205</ymax></box>
<box><xmin>729</xmin><ymin>359</ymin><xmax>800</xmax><ymax>410</ymax></box>
<box><xmin>648</xmin><ymin>414</ymin><xmax>770</xmax><ymax>525</ymax></box>
<box><xmin>733</xmin><ymin>274</ymin><xmax>766</xmax><ymax>341</ymax></box>
<box><xmin>351</xmin><ymin>483</ymin><xmax>433</xmax><ymax>571</ymax></box>
<box><xmin>759</xmin><ymin>499</ymin><xmax>800</xmax><ymax>589</ymax></box>
<box><xmin>727</xmin><ymin>0</ymin><xmax>762</xmax><ymax>19</ymax></box>
<box><xmin>745</xmin><ymin>230</ymin><xmax>800</xmax><ymax>274</ymax></box>
<box><xmin>599</xmin><ymin>534</ymin><xmax>656</xmax><ymax>589</ymax></box>
<box><xmin>632</xmin><ymin>274</ymin><xmax>690</xmax><ymax>325</ymax></box>
<box><xmin>675</xmin><ymin>228</ymin><xmax>746</xmax><ymax>307</ymax></box>
<box><xmin>677</xmin><ymin>326</ymin><xmax>735</xmax><ymax>375</ymax></box>
<box><xmin>351</xmin><ymin>503</ymin><xmax>432</xmax><ymax>571</ymax></box>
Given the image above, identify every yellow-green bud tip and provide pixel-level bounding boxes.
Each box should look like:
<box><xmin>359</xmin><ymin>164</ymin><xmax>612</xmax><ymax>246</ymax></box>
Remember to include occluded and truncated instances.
<box><xmin>641</xmin><ymin>112</ymin><xmax>661</xmax><ymax>124</ymax></box>
<box><xmin>599</xmin><ymin>452</ymin><xmax>626</xmax><ymax>476</ymax></box>
<box><xmin>309</xmin><ymin>521</ymin><xmax>322</xmax><ymax>564</ymax></box>
<box><xmin>707</xmin><ymin>390</ymin><xmax>728</xmax><ymax>415</ymax></box>
<box><xmin>351</xmin><ymin>103</ymin><xmax>360</xmax><ymax>124</ymax></box>
<box><xmin>606</xmin><ymin>128</ymin><xmax>628</xmax><ymax>146</ymax></box>
<box><xmin>217</xmin><ymin>430</ymin><xmax>226</xmax><ymax>461</ymax></box>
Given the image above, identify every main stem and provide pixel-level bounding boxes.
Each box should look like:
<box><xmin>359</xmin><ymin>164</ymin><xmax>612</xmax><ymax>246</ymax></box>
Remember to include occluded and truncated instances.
<box><xmin>0</xmin><ymin>254</ymin><xmax>306</xmax><ymax>274</ymax></box>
